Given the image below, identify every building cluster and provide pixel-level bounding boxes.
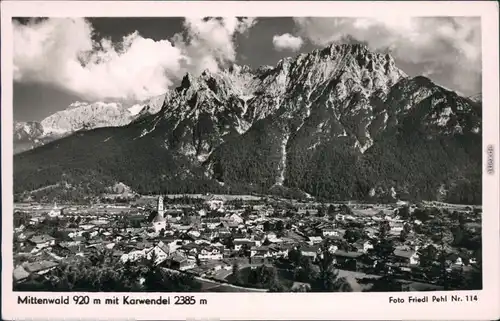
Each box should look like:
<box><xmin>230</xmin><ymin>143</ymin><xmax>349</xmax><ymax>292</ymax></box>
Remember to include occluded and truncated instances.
<box><xmin>13</xmin><ymin>196</ymin><xmax>481</xmax><ymax>288</ymax></box>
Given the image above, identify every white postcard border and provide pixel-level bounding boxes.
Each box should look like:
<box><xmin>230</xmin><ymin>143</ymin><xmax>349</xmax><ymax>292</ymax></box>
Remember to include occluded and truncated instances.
<box><xmin>2</xmin><ymin>1</ymin><xmax>499</xmax><ymax>320</ymax></box>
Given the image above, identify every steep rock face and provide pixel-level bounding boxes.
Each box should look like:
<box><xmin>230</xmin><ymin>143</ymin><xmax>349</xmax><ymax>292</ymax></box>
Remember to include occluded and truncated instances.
<box><xmin>14</xmin><ymin>43</ymin><xmax>482</xmax><ymax>204</ymax></box>
<box><xmin>41</xmin><ymin>101</ymin><xmax>133</xmax><ymax>134</ymax></box>
<box><xmin>13</xmin><ymin>121</ymin><xmax>47</xmax><ymax>154</ymax></box>
<box><xmin>209</xmin><ymin>44</ymin><xmax>408</xmax><ymax>190</ymax></box>
<box><xmin>132</xmin><ymin>66</ymin><xmax>272</xmax><ymax>162</ymax></box>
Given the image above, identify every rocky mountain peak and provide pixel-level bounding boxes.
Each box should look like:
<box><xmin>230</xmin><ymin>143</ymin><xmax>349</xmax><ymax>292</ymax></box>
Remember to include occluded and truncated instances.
<box><xmin>15</xmin><ymin>41</ymin><xmax>481</xmax><ymax>206</ymax></box>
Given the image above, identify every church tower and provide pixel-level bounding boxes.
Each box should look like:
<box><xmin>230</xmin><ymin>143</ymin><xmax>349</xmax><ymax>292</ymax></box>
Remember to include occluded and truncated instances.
<box><xmin>158</xmin><ymin>195</ymin><xmax>165</xmax><ymax>218</ymax></box>
<box><xmin>151</xmin><ymin>195</ymin><xmax>166</xmax><ymax>233</ymax></box>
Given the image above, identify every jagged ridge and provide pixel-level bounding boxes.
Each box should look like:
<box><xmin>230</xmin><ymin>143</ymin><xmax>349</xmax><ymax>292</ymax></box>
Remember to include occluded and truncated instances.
<box><xmin>14</xmin><ymin>43</ymin><xmax>482</xmax><ymax>204</ymax></box>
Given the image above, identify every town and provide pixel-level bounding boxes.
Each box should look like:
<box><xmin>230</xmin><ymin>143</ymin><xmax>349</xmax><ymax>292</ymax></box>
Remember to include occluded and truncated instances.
<box><xmin>13</xmin><ymin>194</ymin><xmax>482</xmax><ymax>292</ymax></box>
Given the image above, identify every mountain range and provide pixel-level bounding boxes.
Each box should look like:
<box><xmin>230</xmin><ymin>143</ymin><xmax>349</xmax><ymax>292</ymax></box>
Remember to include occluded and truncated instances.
<box><xmin>13</xmin><ymin>94</ymin><xmax>166</xmax><ymax>154</ymax></box>
<box><xmin>14</xmin><ymin>43</ymin><xmax>482</xmax><ymax>204</ymax></box>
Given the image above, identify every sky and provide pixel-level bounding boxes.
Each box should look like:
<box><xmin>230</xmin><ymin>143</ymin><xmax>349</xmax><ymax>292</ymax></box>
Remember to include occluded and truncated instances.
<box><xmin>13</xmin><ymin>16</ymin><xmax>482</xmax><ymax>122</ymax></box>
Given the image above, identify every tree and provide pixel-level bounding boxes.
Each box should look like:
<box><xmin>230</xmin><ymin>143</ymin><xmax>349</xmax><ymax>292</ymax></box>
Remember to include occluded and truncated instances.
<box><xmin>294</xmin><ymin>256</ymin><xmax>316</xmax><ymax>283</ymax></box>
<box><xmin>232</xmin><ymin>262</ymin><xmax>244</xmax><ymax>285</ymax></box>
<box><xmin>222</xmin><ymin>236</ymin><xmax>234</xmax><ymax>250</ymax></box>
<box><xmin>378</xmin><ymin>220</ymin><xmax>391</xmax><ymax>239</ymax></box>
<box><xmin>399</xmin><ymin>229</ymin><xmax>408</xmax><ymax>242</ymax></box>
<box><xmin>413</xmin><ymin>208</ymin><xmax>430</xmax><ymax>222</ymax></box>
<box><xmin>147</xmin><ymin>210</ymin><xmax>158</xmax><ymax>222</ymax></box>
<box><xmin>417</xmin><ymin>245</ymin><xmax>438</xmax><ymax>269</ymax></box>
<box><xmin>399</xmin><ymin>223</ymin><xmax>411</xmax><ymax>242</ymax></box>
<box><xmin>452</xmin><ymin>226</ymin><xmax>465</xmax><ymax>246</ymax></box>
<box><xmin>82</xmin><ymin>231</ymin><xmax>91</xmax><ymax>241</ymax></box>
<box><xmin>398</xmin><ymin>205</ymin><xmax>410</xmax><ymax>220</ymax></box>
<box><xmin>317</xmin><ymin>206</ymin><xmax>325</xmax><ymax>217</ymax></box>
<box><xmin>242</xmin><ymin>207</ymin><xmax>252</xmax><ymax>218</ymax></box>
<box><xmin>310</xmin><ymin>243</ymin><xmax>353</xmax><ymax>292</ymax></box>
<box><xmin>368</xmin><ymin>238</ymin><xmax>395</xmax><ymax>274</ymax></box>
<box><xmin>240</xmin><ymin>243</ymin><xmax>251</xmax><ymax>258</ymax></box>
<box><xmin>359</xmin><ymin>275</ymin><xmax>402</xmax><ymax>292</ymax></box>
<box><xmin>14</xmin><ymin>212</ymin><xmax>31</xmax><ymax>227</ymax></box>
<box><xmin>339</xmin><ymin>205</ymin><xmax>353</xmax><ymax>215</ymax></box>
<box><xmin>246</xmin><ymin>265</ymin><xmax>285</xmax><ymax>291</ymax></box>
<box><xmin>275</xmin><ymin>220</ymin><xmax>284</xmax><ymax>232</ymax></box>
<box><xmin>288</xmin><ymin>248</ymin><xmax>302</xmax><ymax>266</ymax></box>
<box><xmin>344</xmin><ymin>228</ymin><xmax>362</xmax><ymax>244</ymax></box>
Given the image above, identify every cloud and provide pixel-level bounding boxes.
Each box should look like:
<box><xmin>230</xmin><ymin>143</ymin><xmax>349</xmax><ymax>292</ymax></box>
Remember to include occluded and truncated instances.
<box><xmin>272</xmin><ymin>33</ymin><xmax>304</xmax><ymax>51</ymax></box>
<box><xmin>13</xmin><ymin>17</ymin><xmax>257</xmax><ymax>102</ymax></box>
<box><xmin>172</xmin><ymin>17</ymin><xmax>256</xmax><ymax>75</ymax></box>
<box><xmin>293</xmin><ymin>17</ymin><xmax>481</xmax><ymax>95</ymax></box>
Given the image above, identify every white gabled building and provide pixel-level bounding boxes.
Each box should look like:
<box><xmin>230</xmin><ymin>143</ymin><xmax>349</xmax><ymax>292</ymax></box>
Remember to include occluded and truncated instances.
<box><xmin>47</xmin><ymin>203</ymin><xmax>62</xmax><ymax>218</ymax></box>
<box><xmin>205</xmin><ymin>195</ymin><xmax>225</xmax><ymax>212</ymax></box>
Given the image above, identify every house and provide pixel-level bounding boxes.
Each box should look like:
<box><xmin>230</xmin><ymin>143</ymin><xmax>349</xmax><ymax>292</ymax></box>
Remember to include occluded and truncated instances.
<box><xmin>444</xmin><ymin>253</ymin><xmax>467</xmax><ymax>268</ymax></box>
<box><xmin>170</xmin><ymin>251</ymin><xmax>196</xmax><ymax>271</ymax></box>
<box><xmin>268</xmin><ymin>244</ymin><xmax>289</xmax><ymax>258</ymax></box>
<box><xmin>204</xmin><ymin>219</ymin><xmax>221</xmax><ymax>229</ymax></box>
<box><xmin>29</xmin><ymin>217</ymin><xmax>43</xmax><ymax>225</ymax></box>
<box><xmin>331</xmin><ymin>250</ymin><xmax>364</xmax><ymax>270</ymax></box>
<box><xmin>250</xmin><ymin>246</ymin><xmax>272</xmax><ymax>258</ymax></box>
<box><xmin>229</xmin><ymin>213</ymin><xmax>244</xmax><ymax>224</ymax></box>
<box><xmin>354</xmin><ymin>240</ymin><xmax>373</xmax><ymax>253</ymax></box>
<box><xmin>16</xmin><ymin>231</ymin><xmax>35</xmax><ymax>242</ymax></box>
<box><xmin>13</xmin><ymin>265</ymin><xmax>30</xmax><ymax>283</ymax></box>
<box><xmin>266</xmin><ymin>232</ymin><xmax>280</xmax><ymax>242</ymax></box>
<box><xmin>300</xmin><ymin>244</ymin><xmax>320</xmax><ymax>259</ymax></box>
<box><xmin>27</xmin><ymin>234</ymin><xmax>56</xmax><ymax>250</ymax></box>
<box><xmin>308</xmin><ymin>236</ymin><xmax>323</xmax><ymax>245</ymax></box>
<box><xmin>322</xmin><ymin>229</ymin><xmax>339</xmax><ymax>237</ymax></box>
<box><xmin>80</xmin><ymin>224</ymin><xmax>96</xmax><ymax>230</ymax></box>
<box><xmin>389</xmin><ymin>224</ymin><xmax>404</xmax><ymax>235</ymax></box>
<box><xmin>205</xmin><ymin>196</ymin><xmax>225</xmax><ymax>212</ymax></box>
<box><xmin>51</xmin><ymin>244</ymin><xmax>73</xmax><ymax>258</ymax></box>
<box><xmin>194</xmin><ymin>239</ymin><xmax>211</xmax><ymax>245</ymax></box>
<box><xmin>23</xmin><ymin>260</ymin><xmax>59</xmax><ymax>275</ymax></box>
<box><xmin>393</xmin><ymin>248</ymin><xmax>419</xmax><ymax>266</ymax></box>
<box><xmin>365</xmin><ymin>227</ymin><xmax>378</xmax><ymax>238</ymax></box>
<box><xmin>180</xmin><ymin>242</ymin><xmax>201</xmax><ymax>256</ymax></box>
<box><xmin>327</xmin><ymin>244</ymin><xmax>339</xmax><ymax>254</ymax></box>
<box><xmin>216</xmin><ymin>227</ymin><xmax>232</xmax><ymax>237</ymax></box>
<box><xmin>211</xmin><ymin>242</ymin><xmax>225</xmax><ymax>253</ymax></box>
<box><xmin>14</xmin><ymin>224</ymin><xmax>26</xmax><ymax>233</ymax></box>
<box><xmin>145</xmin><ymin>241</ymin><xmax>170</xmax><ymax>265</ymax></box>
<box><xmin>47</xmin><ymin>203</ymin><xmax>62</xmax><ymax>218</ymax></box>
<box><xmin>187</xmin><ymin>230</ymin><xmax>201</xmax><ymax>238</ymax></box>
<box><xmin>201</xmin><ymin>261</ymin><xmax>225</xmax><ymax>272</ymax></box>
<box><xmin>291</xmin><ymin>281</ymin><xmax>311</xmax><ymax>292</ymax></box>
<box><xmin>234</xmin><ymin>239</ymin><xmax>256</xmax><ymax>251</ymax></box>
<box><xmin>185</xmin><ymin>266</ymin><xmax>207</xmax><ymax>277</ymax></box>
<box><xmin>198</xmin><ymin>245</ymin><xmax>223</xmax><ymax>261</ymax></box>
<box><xmin>120</xmin><ymin>249</ymin><xmax>148</xmax><ymax>263</ymax></box>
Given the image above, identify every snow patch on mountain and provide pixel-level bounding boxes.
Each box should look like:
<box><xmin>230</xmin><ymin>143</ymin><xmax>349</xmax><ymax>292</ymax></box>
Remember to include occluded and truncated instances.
<box><xmin>128</xmin><ymin>104</ymin><xmax>144</xmax><ymax>116</ymax></box>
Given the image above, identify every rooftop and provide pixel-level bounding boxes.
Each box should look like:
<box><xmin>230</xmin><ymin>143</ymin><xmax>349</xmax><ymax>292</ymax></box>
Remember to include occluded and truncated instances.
<box><xmin>23</xmin><ymin>260</ymin><xmax>59</xmax><ymax>273</ymax></box>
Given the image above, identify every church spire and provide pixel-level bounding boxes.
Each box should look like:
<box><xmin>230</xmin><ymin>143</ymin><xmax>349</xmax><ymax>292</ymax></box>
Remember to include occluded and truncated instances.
<box><xmin>158</xmin><ymin>195</ymin><xmax>164</xmax><ymax>218</ymax></box>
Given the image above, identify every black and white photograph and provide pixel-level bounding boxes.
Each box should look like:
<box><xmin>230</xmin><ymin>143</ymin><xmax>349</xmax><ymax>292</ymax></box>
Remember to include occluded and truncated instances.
<box><xmin>2</xmin><ymin>1</ymin><xmax>499</xmax><ymax>320</ymax></box>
